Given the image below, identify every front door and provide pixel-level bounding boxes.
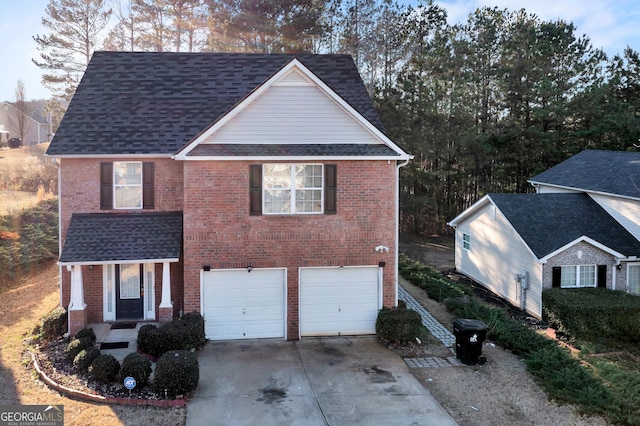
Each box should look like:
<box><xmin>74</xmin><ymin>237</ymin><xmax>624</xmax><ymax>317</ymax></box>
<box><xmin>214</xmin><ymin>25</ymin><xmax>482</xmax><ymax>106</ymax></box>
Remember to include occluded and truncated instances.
<box><xmin>116</xmin><ymin>264</ymin><xmax>144</xmax><ymax>320</ymax></box>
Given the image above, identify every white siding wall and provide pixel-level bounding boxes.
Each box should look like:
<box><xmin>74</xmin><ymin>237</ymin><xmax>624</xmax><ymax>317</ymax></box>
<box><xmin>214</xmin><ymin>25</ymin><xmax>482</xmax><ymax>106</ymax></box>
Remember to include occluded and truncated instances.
<box><xmin>203</xmin><ymin>72</ymin><xmax>380</xmax><ymax>145</ymax></box>
<box><xmin>590</xmin><ymin>193</ymin><xmax>640</xmax><ymax>241</ymax></box>
<box><xmin>534</xmin><ymin>184</ymin><xmax>580</xmax><ymax>194</ymax></box>
<box><xmin>455</xmin><ymin>203</ymin><xmax>543</xmax><ymax>318</ymax></box>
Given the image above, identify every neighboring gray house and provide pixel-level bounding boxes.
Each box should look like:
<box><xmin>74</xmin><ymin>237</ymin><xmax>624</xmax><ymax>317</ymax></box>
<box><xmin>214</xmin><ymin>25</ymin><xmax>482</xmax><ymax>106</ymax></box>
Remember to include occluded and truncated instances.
<box><xmin>448</xmin><ymin>150</ymin><xmax>640</xmax><ymax>319</ymax></box>
<box><xmin>0</xmin><ymin>101</ymin><xmax>49</xmax><ymax>146</ymax></box>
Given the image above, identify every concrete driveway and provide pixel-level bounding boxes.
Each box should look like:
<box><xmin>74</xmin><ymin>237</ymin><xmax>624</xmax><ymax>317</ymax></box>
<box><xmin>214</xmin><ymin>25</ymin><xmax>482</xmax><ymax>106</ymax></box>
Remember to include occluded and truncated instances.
<box><xmin>187</xmin><ymin>336</ymin><xmax>457</xmax><ymax>426</ymax></box>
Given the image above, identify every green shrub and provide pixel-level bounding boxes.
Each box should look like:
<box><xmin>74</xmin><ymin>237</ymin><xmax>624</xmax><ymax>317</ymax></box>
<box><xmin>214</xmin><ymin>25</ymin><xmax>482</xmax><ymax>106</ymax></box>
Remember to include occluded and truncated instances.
<box><xmin>40</xmin><ymin>307</ymin><xmax>67</xmax><ymax>340</ymax></box>
<box><xmin>73</xmin><ymin>347</ymin><xmax>100</xmax><ymax>373</ymax></box>
<box><xmin>137</xmin><ymin>314</ymin><xmax>207</xmax><ymax>358</ymax></box>
<box><xmin>376</xmin><ymin>306</ymin><xmax>423</xmax><ymax>344</ymax></box>
<box><xmin>74</xmin><ymin>327</ymin><xmax>96</xmax><ymax>343</ymax></box>
<box><xmin>137</xmin><ymin>324</ymin><xmax>163</xmax><ymax>357</ymax></box>
<box><xmin>65</xmin><ymin>337</ymin><xmax>95</xmax><ymax>362</ymax></box>
<box><xmin>153</xmin><ymin>350</ymin><xmax>199</xmax><ymax>398</ymax></box>
<box><xmin>89</xmin><ymin>354</ymin><xmax>120</xmax><ymax>382</ymax></box>
<box><xmin>119</xmin><ymin>353</ymin><xmax>152</xmax><ymax>388</ymax></box>
<box><xmin>543</xmin><ymin>288</ymin><xmax>640</xmax><ymax>344</ymax></box>
<box><xmin>180</xmin><ymin>312</ymin><xmax>206</xmax><ymax>349</ymax></box>
<box><xmin>399</xmin><ymin>253</ymin><xmax>472</xmax><ymax>302</ymax></box>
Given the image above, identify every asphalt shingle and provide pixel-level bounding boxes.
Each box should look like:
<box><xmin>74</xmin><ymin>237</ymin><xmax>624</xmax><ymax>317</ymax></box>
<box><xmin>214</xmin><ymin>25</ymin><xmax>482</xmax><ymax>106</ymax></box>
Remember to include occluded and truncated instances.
<box><xmin>489</xmin><ymin>193</ymin><xmax>640</xmax><ymax>258</ymax></box>
<box><xmin>47</xmin><ymin>52</ymin><xmax>384</xmax><ymax>156</ymax></box>
<box><xmin>187</xmin><ymin>143</ymin><xmax>399</xmax><ymax>157</ymax></box>
<box><xmin>60</xmin><ymin>212</ymin><xmax>183</xmax><ymax>263</ymax></box>
<box><xmin>529</xmin><ymin>150</ymin><xmax>640</xmax><ymax>199</ymax></box>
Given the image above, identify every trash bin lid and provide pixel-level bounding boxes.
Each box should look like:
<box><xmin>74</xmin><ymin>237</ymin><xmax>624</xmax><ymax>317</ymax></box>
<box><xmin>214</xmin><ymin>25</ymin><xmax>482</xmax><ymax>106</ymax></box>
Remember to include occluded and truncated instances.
<box><xmin>453</xmin><ymin>318</ymin><xmax>487</xmax><ymax>331</ymax></box>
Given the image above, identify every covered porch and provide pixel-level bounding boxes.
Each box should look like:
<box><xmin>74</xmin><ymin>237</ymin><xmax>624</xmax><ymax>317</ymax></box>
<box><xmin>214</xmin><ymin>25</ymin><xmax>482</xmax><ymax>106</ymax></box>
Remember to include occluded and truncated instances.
<box><xmin>59</xmin><ymin>211</ymin><xmax>183</xmax><ymax>336</ymax></box>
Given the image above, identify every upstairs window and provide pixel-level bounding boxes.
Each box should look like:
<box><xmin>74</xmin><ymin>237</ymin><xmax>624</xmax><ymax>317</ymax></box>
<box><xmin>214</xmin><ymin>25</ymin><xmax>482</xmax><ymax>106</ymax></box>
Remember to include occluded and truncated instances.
<box><xmin>250</xmin><ymin>164</ymin><xmax>336</xmax><ymax>216</ymax></box>
<box><xmin>114</xmin><ymin>162</ymin><xmax>142</xmax><ymax>209</ymax></box>
<box><xmin>101</xmin><ymin>162</ymin><xmax>154</xmax><ymax>210</ymax></box>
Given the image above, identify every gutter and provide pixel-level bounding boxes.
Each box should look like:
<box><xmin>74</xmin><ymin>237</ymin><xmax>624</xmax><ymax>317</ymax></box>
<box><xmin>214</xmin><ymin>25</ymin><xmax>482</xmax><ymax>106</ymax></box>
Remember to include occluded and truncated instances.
<box><xmin>395</xmin><ymin>157</ymin><xmax>412</xmax><ymax>306</ymax></box>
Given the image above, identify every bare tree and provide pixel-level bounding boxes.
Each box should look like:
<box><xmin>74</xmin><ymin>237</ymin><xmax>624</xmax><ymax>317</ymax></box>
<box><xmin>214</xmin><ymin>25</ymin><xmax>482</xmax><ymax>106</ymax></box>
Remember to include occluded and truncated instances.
<box><xmin>9</xmin><ymin>80</ymin><xmax>32</xmax><ymax>146</ymax></box>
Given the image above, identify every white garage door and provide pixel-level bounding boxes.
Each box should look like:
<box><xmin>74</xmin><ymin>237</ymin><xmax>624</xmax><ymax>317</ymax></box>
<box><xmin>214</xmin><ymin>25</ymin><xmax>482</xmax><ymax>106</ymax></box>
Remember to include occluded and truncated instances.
<box><xmin>299</xmin><ymin>266</ymin><xmax>380</xmax><ymax>336</ymax></box>
<box><xmin>201</xmin><ymin>269</ymin><xmax>285</xmax><ymax>340</ymax></box>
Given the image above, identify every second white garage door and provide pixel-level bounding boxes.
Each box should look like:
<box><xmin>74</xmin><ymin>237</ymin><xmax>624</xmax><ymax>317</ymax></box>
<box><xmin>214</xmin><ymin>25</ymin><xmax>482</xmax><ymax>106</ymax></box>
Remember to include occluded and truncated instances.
<box><xmin>201</xmin><ymin>269</ymin><xmax>285</xmax><ymax>340</ymax></box>
<box><xmin>299</xmin><ymin>266</ymin><xmax>380</xmax><ymax>336</ymax></box>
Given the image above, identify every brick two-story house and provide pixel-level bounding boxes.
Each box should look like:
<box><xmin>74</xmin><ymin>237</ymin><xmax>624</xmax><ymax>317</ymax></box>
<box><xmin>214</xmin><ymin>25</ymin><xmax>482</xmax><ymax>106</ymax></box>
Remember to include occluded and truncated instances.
<box><xmin>47</xmin><ymin>52</ymin><xmax>411</xmax><ymax>339</ymax></box>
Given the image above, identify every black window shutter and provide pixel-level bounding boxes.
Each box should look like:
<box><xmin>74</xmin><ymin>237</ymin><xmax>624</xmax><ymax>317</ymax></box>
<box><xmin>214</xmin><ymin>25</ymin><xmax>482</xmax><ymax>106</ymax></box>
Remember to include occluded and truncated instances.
<box><xmin>597</xmin><ymin>265</ymin><xmax>607</xmax><ymax>288</ymax></box>
<box><xmin>325</xmin><ymin>164</ymin><xmax>337</xmax><ymax>215</ymax></box>
<box><xmin>100</xmin><ymin>162</ymin><xmax>113</xmax><ymax>210</ymax></box>
<box><xmin>143</xmin><ymin>162</ymin><xmax>155</xmax><ymax>209</ymax></box>
<box><xmin>249</xmin><ymin>165</ymin><xmax>262</xmax><ymax>216</ymax></box>
<box><xmin>552</xmin><ymin>267</ymin><xmax>561</xmax><ymax>288</ymax></box>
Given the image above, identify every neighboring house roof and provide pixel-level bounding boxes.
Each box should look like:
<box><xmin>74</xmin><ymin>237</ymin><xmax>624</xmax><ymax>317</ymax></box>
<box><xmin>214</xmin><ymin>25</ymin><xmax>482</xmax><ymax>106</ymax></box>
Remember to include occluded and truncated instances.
<box><xmin>489</xmin><ymin>193</ymin><xmax>640</xmax><ymax>259</ymax></box>
<box><xmin>59</xmin><ymin>212</ymin><xmax>182</xmax><ymax>264</ymax></box>
<box><xmin>0</xmin><ymin>101</ymin><xmax>47</xmax><ymax>125</ymax></box>
<box><xmin>47</xmin><ymin>52</ymin><xmax>390</xmax><ymax>157</ymax></box>
<box><xmin>529</xmin><ymin>149</ymin><xmax>640</xmax><ymax>200</ymax></box>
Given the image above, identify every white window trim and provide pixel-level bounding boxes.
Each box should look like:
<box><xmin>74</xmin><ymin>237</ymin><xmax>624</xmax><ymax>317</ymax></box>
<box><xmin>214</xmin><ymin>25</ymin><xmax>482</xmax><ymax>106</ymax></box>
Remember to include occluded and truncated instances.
<box><xmin>144</xmin><ymin>263</ymin><xmax>156</xmax><ymax>320</ymax></box>
<box><xmin>103</xmin><ymin>264</ymin><xmax>115</xmax><ymax>321</ymax></box>
<box><xmin>262</xmin><ymin>163</ymin><xmax>324</xmax><ymax>215</ymax></box>
<box><xmin>627</xmin><ymin>263</ymin><xmax>640</xmax><ymax>295</ymax></box>
<box><xmin>114</xmin><ymin>161</ymin><xmax>143</xmax><ymax>210</ymax></box>
<box><xmin>462</xmin><ymin>233</ymin><xmax>471</xmax><ymax>251</ymax></box>
<box><xmin>560</xmin><ymin>264</ymin><xmax>596</xmax><ymax>288</ymax></box>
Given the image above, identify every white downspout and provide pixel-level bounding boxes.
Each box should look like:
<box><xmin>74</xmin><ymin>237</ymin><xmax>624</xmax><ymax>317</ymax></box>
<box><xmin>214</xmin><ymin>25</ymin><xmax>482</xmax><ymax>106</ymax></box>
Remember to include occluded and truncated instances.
<box><xmin>395</xmin><ymin>158</ymin><xmax>411</xmax><ymax>306</ymax></box>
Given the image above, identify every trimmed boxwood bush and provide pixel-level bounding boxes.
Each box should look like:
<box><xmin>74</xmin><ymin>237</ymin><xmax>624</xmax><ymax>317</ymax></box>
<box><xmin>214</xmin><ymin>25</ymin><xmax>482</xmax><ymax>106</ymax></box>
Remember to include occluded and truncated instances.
<box><xmin>65</xmin><ymin>337</ymin><xmax>95</xmax><ymax>362</ymax></box>
<box><xmin>137</xmin><ymin>313</ymin><xmax>207</xmax><ymax>358</ymax></box>
<box><xmin>89</xmin><ymin>354</ymin><xmax>120</xmax><ymax>382</ymax></box>
<box><xmin>153</xmin><ymin>350</ymin><xmax>199</xmax><ymax>398</ymax></box>
<box><xmin>137</xmin><ymin>324</ymin><xmax>163</xmax><ymax>357</ymax></box>
<box><xmin>73</xmin><ymin>347</ymin><xmax>101</xmax><ymax>373</ymax></box>
<box><xmin>40</xmin><ymin>307</ymin><xmax>67</xmax><ymax>340</ymax></box>
<box><xmin>119</xmin><ymin>352</ymin><xmax>153</xmax><ymax>388</ymax></box>
<box><xmin>543</xmin><ymin>288</ymin><xmax>640</xmax><ymax>344</ymax></box>
<box><xmin>376</xmin><ymin>306</ymin><xmax>423</xmax><ymax>344</ymax></box>
<box><xmin>75</xmin><ymin>327</ymin><xmax>96</xmax><ymax>343</ymax></box>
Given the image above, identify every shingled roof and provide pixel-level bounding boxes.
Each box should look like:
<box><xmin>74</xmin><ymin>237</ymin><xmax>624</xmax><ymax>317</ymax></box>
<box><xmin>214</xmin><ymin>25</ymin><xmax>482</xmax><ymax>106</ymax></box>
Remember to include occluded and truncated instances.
<box><xmin>488</xmin><ymin>193</ymin><xmax>640</xmax><ymax>259</ymax></box>
<box><xmin>47</xmin><ymin>52</ymin><xmax>385</xmax><ymax>156</ymax></box>
<box><xmin>529</xmin><ymin>150</ymin><xmax>640</xmax><ymax>199</ymax></box>
<box><xmin>59</xmin><ymin>212</ymin><xmax>182</xmax><ymax>264</ymax></box>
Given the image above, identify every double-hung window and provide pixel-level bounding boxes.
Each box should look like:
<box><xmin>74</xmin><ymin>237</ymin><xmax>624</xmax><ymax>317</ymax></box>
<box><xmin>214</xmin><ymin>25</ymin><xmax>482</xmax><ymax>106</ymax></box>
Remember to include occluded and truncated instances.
<box><xmin>114</xmin><ymin>162</ymin><xmax>143</xmax><ymax>209</ymax></box>
<box><xmin>100</xmin><ymin>162</ymin><xmax>154</xmax><ymax>210</ymax></box>
<box><xmin>462</xmin><ymin>233</ymin><xmax>471</xmax><ymax>251</ymax></box>
<box><xmin>628</xmin><ymin>264</ymin><xmax>640</xmax><ymax>295</ymax></box>
<box><xmin>263</xmin><ymin>164</ymin><xmax>324</xmax><ymax>214</ymax></box>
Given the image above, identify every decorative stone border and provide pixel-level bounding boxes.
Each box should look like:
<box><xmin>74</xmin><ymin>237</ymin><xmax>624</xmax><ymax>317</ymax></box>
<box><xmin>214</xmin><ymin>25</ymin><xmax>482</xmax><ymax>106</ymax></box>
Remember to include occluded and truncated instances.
<box><xmin>30</xmin><ymin>353</ymin><xmax>188</xmax><ymax>407</ymax></box>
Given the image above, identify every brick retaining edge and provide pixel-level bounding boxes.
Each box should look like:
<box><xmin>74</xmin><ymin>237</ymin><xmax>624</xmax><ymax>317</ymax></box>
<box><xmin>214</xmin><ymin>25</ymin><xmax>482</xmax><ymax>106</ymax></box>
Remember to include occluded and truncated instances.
<box><xmin>30</xmin><ymin>353</ymin><xmax>188</xmax><ymax>408</ymax></box>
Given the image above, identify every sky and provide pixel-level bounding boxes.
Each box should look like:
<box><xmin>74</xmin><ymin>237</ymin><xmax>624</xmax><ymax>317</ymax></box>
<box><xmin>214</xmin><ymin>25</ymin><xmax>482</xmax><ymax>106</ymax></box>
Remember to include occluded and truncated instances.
<box><xmin>2</xmin><ymin>0</ymin><xmax>640</xmax><ymax>103</ymax></box>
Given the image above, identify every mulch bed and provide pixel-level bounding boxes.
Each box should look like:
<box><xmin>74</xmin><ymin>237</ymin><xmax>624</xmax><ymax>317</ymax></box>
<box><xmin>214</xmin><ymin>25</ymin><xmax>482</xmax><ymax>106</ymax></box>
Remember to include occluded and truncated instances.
<box><xmin>28</xmin><ymin>336</ymin><xmax>175</xmax><ymax>404</ymax></box>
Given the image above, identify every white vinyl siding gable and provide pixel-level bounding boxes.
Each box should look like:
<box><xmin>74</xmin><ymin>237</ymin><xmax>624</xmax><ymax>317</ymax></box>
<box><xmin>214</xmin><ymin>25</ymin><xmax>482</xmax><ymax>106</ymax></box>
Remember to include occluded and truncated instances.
<box><xmin>589</xmin><ymin>193</ymin><xmax>640</xmax><ymax>242</ymax></box>
<box><xmin>455</xmin><ymin>202</ymin><xmax>542</xmax><ymax>318</ymax></box>
<box><xmin>201</xmin><ymin>70</ymin><xmax>381</xmax><ymax>145</ymax></box>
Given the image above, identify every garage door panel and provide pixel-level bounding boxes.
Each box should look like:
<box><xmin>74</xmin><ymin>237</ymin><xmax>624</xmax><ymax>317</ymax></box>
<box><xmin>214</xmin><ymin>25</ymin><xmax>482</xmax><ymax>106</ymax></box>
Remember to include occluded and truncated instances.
<box><xmin>300</xmin><ymin>267</ymin><xmax>379</xmax><ymax>337</ymax></box>
<box><xmin>202</xmin><ymin>269</ymin><xmax>285</xmax><ymax>340</ymax></box>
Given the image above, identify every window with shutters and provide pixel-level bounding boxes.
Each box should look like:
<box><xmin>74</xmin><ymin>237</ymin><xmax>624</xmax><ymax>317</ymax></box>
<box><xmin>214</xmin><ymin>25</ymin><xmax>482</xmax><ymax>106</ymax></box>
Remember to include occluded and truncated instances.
<box><xmin>559</xmin><ymin>265</ymin><xmax>596</xmax><ymax>288</ymax></box>
<box><xmin>101</xmin><ymin>162</ymin><xmax>154</xmax><ymax>210</ymax></box>
<box><xmin>252</xmin><ymin>164</ymin><xmax>336</xmax><ymax>215</ymax></box>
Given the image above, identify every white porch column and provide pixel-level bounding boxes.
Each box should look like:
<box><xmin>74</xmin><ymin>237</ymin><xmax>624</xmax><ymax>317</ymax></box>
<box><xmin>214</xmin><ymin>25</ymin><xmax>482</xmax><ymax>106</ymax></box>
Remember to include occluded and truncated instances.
<box><xmin>159</xmin><ymin>262</ymin><xmax>172</xmax><ymax>308</ymax></box>
<box><xmin>68</xmin><ymin>265</ymin><xmax>86</xmax><ymax>310</ymax></box>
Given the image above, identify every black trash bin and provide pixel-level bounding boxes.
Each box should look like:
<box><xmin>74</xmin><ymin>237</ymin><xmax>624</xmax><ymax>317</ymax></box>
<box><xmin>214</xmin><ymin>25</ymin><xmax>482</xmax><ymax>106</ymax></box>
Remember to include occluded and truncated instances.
<box><xmin>453</xmin><ymin>318</ymin><xmax>487</xmax><ymax>365</ymax></box>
